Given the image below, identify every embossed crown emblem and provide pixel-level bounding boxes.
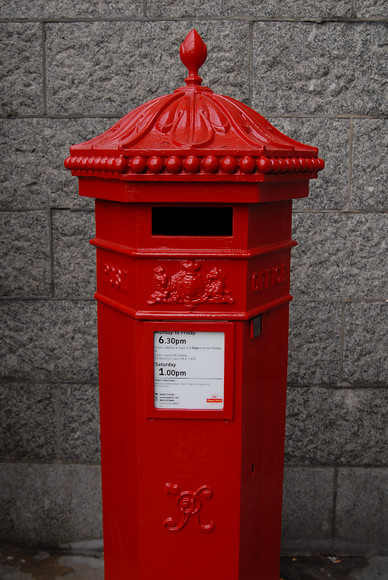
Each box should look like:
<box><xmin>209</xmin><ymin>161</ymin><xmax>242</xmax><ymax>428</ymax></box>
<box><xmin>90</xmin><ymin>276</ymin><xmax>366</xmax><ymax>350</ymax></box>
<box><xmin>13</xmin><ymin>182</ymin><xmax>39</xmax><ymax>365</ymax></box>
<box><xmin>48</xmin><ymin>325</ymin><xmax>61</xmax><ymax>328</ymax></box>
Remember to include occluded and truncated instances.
<box><xmin>148</xmin><ymin>260</ymin><xmax>235</xmax><ymax>310</ymax></box>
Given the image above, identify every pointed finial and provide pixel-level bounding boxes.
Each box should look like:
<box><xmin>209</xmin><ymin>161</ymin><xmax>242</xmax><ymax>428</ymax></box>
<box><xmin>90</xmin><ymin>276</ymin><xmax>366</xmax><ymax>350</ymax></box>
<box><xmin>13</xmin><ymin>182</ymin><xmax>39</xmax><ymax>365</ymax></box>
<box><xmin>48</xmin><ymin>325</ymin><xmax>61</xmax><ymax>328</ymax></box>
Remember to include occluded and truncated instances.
<box><xmin>180</xmin><ymin>30</ymin><xmax>207</xmax><ymax>86</ymax></box>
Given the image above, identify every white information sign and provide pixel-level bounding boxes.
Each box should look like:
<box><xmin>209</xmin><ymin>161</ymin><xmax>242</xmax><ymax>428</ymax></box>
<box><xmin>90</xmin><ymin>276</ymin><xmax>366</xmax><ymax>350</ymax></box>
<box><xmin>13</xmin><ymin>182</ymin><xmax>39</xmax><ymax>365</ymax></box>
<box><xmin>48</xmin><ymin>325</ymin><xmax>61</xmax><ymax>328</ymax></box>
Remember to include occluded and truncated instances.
<box><xmin>154</xmin><ymin>331</ymin><xmax>225</xmax><ymax>410</ymax></box>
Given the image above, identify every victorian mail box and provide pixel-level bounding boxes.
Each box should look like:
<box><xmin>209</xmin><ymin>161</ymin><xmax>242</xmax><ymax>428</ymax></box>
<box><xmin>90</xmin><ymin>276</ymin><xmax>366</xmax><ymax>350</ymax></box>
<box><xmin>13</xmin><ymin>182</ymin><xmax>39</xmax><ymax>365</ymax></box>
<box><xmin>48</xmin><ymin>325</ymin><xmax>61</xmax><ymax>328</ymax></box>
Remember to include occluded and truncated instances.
<box><xmin>65</xmin><ymin>29</ymin><xmax>324</xmax><ymax>580</ymax></box>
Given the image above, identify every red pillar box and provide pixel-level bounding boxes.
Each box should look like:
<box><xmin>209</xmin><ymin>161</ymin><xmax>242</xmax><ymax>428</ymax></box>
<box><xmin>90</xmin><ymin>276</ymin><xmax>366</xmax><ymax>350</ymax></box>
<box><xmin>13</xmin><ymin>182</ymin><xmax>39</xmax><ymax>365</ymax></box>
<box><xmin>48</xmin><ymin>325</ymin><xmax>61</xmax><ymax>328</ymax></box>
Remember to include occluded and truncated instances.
<box><xmin>65</xmin><ymin>30</ymin><xmax>323</xmax><ymax>580</ymax></box>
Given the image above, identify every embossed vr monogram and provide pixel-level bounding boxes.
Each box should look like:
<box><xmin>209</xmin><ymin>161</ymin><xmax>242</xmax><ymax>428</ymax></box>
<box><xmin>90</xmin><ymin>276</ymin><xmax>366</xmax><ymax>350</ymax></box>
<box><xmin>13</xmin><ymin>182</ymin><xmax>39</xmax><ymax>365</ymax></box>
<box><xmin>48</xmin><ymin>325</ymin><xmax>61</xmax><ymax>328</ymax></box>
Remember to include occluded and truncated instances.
<box><xmin>163</xmin><ymin>483</ymin><xmax>215</xmax><ymax>533</ymax></box>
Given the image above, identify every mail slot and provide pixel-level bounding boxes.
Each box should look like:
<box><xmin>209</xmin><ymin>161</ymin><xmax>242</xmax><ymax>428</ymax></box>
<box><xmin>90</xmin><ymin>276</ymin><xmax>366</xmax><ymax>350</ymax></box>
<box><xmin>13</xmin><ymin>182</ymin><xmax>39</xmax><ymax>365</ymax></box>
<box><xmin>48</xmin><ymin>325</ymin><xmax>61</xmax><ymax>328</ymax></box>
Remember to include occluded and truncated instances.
<box><xmin>65</xmin><ymin>29</ymin><xmax>324</xmax><ymax>580</ymax></box>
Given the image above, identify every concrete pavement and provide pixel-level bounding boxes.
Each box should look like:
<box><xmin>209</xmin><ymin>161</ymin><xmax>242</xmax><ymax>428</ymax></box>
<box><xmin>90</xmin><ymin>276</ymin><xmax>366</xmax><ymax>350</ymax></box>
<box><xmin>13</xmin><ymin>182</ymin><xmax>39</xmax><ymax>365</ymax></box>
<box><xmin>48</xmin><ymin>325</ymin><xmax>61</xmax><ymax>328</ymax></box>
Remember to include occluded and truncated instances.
<box><xmin>1</xmin><ymin>543</ymin><xmax>387</xmax><ymax>579</ymax></box>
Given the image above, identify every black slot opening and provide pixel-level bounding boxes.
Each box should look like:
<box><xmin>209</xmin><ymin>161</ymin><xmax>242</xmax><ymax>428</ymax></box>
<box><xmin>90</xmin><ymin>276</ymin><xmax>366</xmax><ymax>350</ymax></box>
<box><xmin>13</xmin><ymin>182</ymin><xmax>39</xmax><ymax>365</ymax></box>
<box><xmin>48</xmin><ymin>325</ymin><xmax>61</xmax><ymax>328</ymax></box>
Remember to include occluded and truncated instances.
<box><xmin>152</xmin><ymin>207</ymin><xmax>233</xmax><ymax>236</ymax></box>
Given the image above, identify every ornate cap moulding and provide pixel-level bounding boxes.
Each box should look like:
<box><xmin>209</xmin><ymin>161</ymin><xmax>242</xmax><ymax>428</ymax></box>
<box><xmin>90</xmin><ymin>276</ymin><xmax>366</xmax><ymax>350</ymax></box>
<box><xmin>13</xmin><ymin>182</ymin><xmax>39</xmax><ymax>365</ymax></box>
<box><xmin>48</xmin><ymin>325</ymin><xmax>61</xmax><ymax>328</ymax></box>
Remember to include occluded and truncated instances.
<box><xmin>65</xmin><ymin>30</ymin><xmax>324</xmax><ymax>182</ymax></box>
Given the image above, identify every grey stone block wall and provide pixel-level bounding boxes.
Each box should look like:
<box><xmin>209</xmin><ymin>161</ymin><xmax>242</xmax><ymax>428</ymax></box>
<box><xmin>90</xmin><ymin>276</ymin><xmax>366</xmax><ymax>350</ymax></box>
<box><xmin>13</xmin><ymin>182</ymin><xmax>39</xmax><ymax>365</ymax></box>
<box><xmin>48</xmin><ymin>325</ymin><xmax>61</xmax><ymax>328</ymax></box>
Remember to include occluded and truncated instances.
<box><xmin>0</xmin><ymin>0</ymin><xmax>387</xmax><ymax>556</ymax></box>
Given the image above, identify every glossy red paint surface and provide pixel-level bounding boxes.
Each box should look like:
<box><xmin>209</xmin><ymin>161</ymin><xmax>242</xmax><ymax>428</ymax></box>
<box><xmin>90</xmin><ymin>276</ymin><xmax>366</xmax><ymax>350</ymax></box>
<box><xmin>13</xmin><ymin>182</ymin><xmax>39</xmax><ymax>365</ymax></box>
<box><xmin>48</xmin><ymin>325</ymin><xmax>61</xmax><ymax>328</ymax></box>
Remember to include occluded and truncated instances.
<box><xmin>66</xmin><ymin>30</ymin><xmax>323</xmax><ymax>579</ymax></box>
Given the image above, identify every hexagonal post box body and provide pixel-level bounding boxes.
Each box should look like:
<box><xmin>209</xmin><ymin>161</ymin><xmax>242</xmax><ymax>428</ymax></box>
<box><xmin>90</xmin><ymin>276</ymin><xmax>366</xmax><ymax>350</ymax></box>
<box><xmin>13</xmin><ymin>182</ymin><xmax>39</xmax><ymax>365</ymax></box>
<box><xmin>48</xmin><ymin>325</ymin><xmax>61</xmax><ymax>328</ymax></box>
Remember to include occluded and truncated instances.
<box><xmin>66</xmin><ymin>31</ymin><xmax>323</xmax><ymax>580</ymax></box>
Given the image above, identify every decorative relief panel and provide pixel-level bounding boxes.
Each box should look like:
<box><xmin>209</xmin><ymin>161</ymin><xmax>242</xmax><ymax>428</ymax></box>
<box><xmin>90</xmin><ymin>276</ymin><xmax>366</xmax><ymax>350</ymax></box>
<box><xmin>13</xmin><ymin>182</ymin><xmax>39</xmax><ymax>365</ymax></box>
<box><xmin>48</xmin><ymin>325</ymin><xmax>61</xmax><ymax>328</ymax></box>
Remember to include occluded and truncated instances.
<box><xmin>103</xmin><ymin>263</ymin><xmax>128</xmax><ymax>292</ymax></box>
<box><xmin>163</xmin><ymin>483</ymin><xmax>215</xmax><ymax>533</ymax></box>
<box><xmin>251</xmin><ymin>263</ymin><xmax>287</xmax><ymax>293</ymax></box>
<box><xmin>148</xmin><ymin>260</ymin><xmax>235</xmax><ymax>309</ymax></box>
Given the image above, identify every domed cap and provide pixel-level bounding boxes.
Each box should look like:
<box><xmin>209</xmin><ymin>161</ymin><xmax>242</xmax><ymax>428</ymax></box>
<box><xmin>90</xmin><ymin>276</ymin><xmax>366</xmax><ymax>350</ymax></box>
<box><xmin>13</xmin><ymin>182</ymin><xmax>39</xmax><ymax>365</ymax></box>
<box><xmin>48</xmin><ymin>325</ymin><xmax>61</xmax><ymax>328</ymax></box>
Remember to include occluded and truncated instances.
<box><xmin>65</xmin><ymin>30</ymin><xmax>324</xmax><ymax>181</ymax></box>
